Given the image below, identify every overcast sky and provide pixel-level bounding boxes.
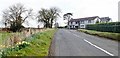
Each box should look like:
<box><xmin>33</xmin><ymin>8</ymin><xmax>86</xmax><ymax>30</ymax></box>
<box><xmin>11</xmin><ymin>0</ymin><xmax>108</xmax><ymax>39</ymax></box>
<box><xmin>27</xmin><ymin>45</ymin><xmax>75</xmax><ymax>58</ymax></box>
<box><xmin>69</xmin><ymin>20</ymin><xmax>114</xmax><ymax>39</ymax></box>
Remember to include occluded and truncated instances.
<box><xmin>0</xmin><ymin>0</ymin><xmax>119</xmax><ymax>27</ymax></box>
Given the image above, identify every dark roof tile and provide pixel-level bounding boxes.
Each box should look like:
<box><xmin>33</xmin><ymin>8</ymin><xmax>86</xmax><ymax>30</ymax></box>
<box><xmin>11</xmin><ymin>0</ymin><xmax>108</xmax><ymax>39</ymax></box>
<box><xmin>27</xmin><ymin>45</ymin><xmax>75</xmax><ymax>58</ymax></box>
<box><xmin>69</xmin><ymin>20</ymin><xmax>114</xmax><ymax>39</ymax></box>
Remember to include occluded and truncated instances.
<box><xmin>100</xmin><ymin>17</ymin><xmax>111</xmax><ymax>21</ymax></box>
<box><xmin>69</xmin><ymin>16</ymin><xmax>99</xmax><ymax>22</ymax></box>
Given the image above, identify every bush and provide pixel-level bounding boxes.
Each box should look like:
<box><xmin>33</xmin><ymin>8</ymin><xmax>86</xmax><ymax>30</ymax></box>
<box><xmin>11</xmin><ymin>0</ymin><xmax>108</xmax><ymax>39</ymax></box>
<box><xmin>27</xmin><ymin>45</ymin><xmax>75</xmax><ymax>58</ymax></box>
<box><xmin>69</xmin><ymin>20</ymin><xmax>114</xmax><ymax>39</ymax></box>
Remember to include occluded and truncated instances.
<box><xmin>86</xmin><ymin>22</ymin><xmax>120</xmax><ymax>33</ymax></box>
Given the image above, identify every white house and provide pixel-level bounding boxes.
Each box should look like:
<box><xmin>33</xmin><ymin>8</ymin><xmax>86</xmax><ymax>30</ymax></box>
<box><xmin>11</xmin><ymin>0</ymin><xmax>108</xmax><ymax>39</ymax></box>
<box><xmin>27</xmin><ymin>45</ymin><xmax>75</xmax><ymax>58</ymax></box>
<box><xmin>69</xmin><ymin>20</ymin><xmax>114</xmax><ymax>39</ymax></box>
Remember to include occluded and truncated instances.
<box><xmin>68</xmin><ymin>16</ymin><xmax>111</xmax><ymax>29</ymax></box>
<box><xmin>99</xmin><ymin>17</ymin><xmax>112</xmax><ymax>23</ymax></box>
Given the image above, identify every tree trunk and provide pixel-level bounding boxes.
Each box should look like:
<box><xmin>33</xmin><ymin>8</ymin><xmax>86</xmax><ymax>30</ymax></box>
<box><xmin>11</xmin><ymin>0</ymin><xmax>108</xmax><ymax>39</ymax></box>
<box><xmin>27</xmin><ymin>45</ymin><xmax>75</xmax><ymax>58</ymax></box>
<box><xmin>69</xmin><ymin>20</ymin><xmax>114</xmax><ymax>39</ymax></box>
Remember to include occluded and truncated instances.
<box><xmin>50</xmin><ymin>23</ymin><xmax>53</xmax><ymax>28</ymax></box>
<box><xmin>50</xmin><ymin>19</ymin><xmax>53</xmax><ymax>28</ymax></box>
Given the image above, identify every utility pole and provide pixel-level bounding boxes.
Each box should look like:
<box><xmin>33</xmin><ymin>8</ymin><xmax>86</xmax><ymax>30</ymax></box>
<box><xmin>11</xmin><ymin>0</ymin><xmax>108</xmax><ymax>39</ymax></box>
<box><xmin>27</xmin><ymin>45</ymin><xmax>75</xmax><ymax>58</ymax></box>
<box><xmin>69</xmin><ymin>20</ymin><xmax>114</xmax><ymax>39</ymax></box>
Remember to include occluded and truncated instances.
<box><xmin>119</xmin><ymin>1</ymin><xmax>120</xmax><ymax>22</ymax></box>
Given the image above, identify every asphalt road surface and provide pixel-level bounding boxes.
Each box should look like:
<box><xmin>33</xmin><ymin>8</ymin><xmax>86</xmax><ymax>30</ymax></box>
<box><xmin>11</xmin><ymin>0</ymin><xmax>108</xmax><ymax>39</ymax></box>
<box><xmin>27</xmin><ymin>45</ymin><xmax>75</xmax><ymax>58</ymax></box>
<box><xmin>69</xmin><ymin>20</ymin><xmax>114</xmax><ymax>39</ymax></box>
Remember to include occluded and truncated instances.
<box><xmin>51</xmin><ymin>29</ymin><xmax>118</xmax><ymax>56</ymax></box>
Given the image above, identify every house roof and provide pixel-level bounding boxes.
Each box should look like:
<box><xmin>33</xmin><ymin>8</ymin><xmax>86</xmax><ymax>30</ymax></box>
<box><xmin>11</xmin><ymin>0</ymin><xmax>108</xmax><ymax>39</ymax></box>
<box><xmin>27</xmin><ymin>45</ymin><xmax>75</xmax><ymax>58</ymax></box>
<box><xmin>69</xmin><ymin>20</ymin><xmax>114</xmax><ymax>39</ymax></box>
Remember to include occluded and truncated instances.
<box><xmin>69</xmin><ymin>16</ymin><xmax>99</xmax><ymax>22</ymax></box>
<box><xmin>100</xmin><ymin>17</ymin><xmax>111</xmax><ymax>21</ymax></box>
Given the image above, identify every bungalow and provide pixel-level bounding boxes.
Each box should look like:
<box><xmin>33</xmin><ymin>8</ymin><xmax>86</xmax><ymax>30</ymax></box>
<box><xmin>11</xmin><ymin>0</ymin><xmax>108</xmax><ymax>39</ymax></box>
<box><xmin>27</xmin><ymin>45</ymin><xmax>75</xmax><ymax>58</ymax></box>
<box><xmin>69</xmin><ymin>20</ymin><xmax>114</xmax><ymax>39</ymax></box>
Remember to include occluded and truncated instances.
<box><xmin>68</xmin><ymin>16</ymin><xmax>111</xmax><ymax>29</ymax></box>
<box><xmin>100</xmin><ymin>17</ymin><xmax>111</xmax><ymax>23</ymax></box>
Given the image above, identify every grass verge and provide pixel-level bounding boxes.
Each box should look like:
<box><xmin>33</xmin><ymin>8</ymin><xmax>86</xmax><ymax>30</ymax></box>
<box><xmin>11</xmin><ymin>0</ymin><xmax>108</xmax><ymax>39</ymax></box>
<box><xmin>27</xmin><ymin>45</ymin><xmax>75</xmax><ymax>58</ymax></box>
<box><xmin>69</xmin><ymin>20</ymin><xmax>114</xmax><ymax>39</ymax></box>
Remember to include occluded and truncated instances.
<box><xmin>78</xmin><ymin>29</ymin><xmax>120</xmax><ymax>41</ymax></box>
<box><xmin>0</xmin><ymin>29</ymin><xmax>56</xmax><ymax>56</ymax></box>
<box><xmin>0</xmin><ymin>32</ymin><xmax>11</xmax><ymax>45</ymax></box>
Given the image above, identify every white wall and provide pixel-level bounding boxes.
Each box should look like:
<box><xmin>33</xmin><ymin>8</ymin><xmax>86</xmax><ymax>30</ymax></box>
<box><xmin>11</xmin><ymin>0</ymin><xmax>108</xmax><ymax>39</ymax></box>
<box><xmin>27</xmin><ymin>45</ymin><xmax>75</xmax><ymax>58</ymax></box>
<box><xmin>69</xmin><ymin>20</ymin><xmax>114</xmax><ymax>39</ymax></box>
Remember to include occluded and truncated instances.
<box><xmin>69</xmin><ymin>22</ymin><xmax>79</xmax><ymax>26</ymax></box>
<box><xmin>94</xmin><ymin>18</ymin><xmax>101</xmax><ymax>24</ymax></box>
<box><xmin>69</xmin><ymin>18</ymin><xmax>100</xmax><ymax>28</ymax></box>
<box><xmin>79</xmin><ymin>20</ymin><xmax>95</xmax><ymax>28</ymax></box>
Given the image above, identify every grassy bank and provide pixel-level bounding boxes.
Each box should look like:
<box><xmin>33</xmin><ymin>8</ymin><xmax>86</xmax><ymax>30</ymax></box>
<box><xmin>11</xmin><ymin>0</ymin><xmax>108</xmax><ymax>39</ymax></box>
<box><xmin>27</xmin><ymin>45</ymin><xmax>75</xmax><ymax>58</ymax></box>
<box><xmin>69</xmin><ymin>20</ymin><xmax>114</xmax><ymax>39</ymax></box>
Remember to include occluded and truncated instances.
<box><xmin>1</xmin><ymin>29</ymin><xmax>56</xmax><ymax>56</ymax></box>
<box><xmin>0</xmin><ymin>32</ymin><xmax>11</xmax><ymax>45</ymax></box>
<box><xmin>78</xmin><ymin>29</ymin><xmax>120</xmax><ymax>41</ymax></box>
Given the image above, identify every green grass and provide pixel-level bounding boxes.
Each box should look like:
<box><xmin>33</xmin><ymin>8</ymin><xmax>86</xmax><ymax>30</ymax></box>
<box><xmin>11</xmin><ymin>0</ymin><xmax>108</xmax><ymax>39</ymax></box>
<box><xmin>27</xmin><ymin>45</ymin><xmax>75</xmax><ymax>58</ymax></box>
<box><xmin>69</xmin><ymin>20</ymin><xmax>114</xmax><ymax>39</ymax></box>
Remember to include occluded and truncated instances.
<box><xmin>78</xmin><ymin>29</ymin><xmax>120</xmax><ymax>41</ymax></box>
<box><xmin>0</xmin><ymin>32</ymin><xmax>11</xmax><ymax>45</ymax></box>
<box><xmin>0</xmin><ymin>32</ymin><xmax>10</xmax><ymax>39</ymax></box>
<box><xmin>1</xmin><ymin>29</ymin><xmax>56</xmax><ymax>56</ymax></box>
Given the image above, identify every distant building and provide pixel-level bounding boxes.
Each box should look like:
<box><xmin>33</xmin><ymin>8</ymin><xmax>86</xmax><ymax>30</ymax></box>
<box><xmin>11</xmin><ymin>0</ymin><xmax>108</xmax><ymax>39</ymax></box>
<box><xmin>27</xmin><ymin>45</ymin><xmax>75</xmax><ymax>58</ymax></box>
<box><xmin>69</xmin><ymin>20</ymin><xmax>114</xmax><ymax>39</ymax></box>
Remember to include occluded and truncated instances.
<box><xmin>68</xmin><ymin>16</ymin><xmax>111</xmax><ymax>29</ymax></box>
<box><xmin>100</xmin><ymin>17</ymin><xmax>111</xmax><ymax>23</ymax></box>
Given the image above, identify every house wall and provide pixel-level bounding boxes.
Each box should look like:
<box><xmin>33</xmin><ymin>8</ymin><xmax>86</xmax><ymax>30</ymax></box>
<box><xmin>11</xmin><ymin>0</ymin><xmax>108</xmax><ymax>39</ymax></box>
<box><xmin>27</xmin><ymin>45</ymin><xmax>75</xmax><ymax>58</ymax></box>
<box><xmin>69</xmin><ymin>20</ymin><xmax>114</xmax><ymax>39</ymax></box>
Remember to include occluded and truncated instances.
<box><xmin>79</xmin><ymin>20</ymin><xmax>86</xmax><ymax>28</ymax></box>
<box><xmin>69</xmin><ymin>21</ymin><xmax>79</xmax><ymax>29</ymax></box>
<box><xmin>79</xmin><ymin>20</ymin><xmax>95</xmax><ymax>28</ymax></box>
<box><xmin>94</xmin><ymin>18</ymin><xmax>101</xmax><ymax>24</ymax></box>
<box><xmin>68</xmin><ymin>17</ymin><xmax>101</xmax><ymax>29</ymax></box>
<box><xmin>79</xmin><ymin>24</ymin><xmax>85</xmax><ymax>28</ymax></box>
<box><xmin>100</xmin><ymin>20</ymin><xmax>111</xmax><ymax>23</ymax></box>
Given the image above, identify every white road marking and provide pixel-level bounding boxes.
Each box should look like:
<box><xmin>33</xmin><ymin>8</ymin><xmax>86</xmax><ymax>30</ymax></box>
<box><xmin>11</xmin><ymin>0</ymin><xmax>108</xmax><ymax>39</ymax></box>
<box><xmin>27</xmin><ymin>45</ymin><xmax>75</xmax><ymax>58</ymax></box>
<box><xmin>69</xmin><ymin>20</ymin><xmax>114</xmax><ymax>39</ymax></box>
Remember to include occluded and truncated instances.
<box><xmin>69</xmin><ymin>30</ymin><xmax>115</xmax><ymax>56</ymax></box>
<box><xmin>84</xmin><ymin>39</ymin><xmax>114</xmax><ymax>56</ymax></box>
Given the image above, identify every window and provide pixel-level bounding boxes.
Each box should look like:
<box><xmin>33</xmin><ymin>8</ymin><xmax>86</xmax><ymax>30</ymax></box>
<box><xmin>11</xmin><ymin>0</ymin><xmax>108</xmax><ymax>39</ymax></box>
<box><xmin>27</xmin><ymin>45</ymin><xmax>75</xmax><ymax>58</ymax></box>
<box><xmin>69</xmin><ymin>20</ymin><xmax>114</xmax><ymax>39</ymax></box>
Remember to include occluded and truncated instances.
<box><xmin>88</xmin><ymin>20</ymin><xmax>91</xmax><ymax>23</ymax></box>
<box><xmin>76</xmin><ymin>22</ymin><xmax>78</xmax><ymax>24</ymax></box>
<box><xmin>81</xmin><ymin>25</ymin><xmax>84</xmax><ymax>28</ymax></box>
<box><xmin>81</xmin><ymin>21</ymin><xmax>84</xmax><ymax>24</ymax></box>
<box><xmin>71</xmin><ymin>22</ymin><xmax>72</xmax><ymax>24</ymax></box>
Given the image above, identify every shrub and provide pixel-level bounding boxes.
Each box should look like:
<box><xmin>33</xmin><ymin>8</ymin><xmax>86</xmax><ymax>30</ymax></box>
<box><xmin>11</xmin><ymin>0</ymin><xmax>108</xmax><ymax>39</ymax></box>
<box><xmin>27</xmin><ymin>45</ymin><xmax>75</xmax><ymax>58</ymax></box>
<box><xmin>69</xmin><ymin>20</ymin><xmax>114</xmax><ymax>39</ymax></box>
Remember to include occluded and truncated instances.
<box><xmin>86</xmin><ymin>22</ymin><xmax>120</xmax><ymax>33</ymax></box>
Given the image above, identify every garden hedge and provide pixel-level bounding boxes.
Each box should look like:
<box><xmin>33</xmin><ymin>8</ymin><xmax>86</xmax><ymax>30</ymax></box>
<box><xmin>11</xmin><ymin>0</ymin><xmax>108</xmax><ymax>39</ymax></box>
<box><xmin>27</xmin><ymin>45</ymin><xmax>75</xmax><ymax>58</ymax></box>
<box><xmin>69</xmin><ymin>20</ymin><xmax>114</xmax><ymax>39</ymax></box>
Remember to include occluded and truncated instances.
<box><xmin>86</xmin><ymin>22</ymin><xmax>120</xmax><ymax>33</ymax></box>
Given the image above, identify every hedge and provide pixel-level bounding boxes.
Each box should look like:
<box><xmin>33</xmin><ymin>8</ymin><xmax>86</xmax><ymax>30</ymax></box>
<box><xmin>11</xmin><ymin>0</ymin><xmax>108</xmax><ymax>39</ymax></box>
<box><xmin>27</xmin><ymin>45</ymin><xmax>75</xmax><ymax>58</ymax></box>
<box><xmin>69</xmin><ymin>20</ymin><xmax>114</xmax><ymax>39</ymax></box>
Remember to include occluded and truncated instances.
<box><xmin>86</xmin><ymin>22</ymin><xmax>120</xmax><ymax>33</ymax></box>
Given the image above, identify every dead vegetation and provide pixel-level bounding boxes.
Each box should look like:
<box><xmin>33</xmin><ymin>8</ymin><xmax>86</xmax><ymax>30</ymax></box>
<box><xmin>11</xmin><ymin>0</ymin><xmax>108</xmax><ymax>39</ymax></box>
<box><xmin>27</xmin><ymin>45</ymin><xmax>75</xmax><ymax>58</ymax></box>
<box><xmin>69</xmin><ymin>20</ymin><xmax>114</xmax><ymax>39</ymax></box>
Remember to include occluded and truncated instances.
<box><xmin>0</xmin><ymin>28</ymin><xmax>47</xmax><ymax>49</ymax></box>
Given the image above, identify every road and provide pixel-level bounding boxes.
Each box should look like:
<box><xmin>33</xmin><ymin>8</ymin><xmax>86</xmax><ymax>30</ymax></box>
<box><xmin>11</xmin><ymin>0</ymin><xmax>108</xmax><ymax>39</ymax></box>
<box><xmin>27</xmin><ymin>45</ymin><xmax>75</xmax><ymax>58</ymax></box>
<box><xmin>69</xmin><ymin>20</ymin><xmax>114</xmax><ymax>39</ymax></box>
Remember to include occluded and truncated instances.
<box><xmin>50</xmin><ymin>29</ymin><xmax>118</xmax><ymax>56</ymax></box>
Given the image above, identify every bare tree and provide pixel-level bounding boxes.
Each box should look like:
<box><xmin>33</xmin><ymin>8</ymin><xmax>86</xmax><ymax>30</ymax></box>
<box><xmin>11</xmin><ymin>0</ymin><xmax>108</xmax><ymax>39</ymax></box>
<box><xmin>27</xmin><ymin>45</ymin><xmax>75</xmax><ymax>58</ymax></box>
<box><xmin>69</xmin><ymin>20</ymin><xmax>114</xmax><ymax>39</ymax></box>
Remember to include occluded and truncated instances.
<box><xmin>37</xmin><ymin>7</ymin><xmax>61</xmax><ymax>28</ymax></box>
<box><xmin>2</xmin><ymin>3</ymin><xmax>33</xmax><ymax>32</ymax></box>
<box><xmin>49</xmin><ymin>7</ymin><xmax>61</xmax><ymax>28</ymax></box>
<box><xmin>63</xmin><ymin>13</ymin><xmax>73</xmax><ymax>28</ymax></box>
<box><xmin>37</xmin><ymin>8</ymin><xmax>51</xmax><ymax>28</ymax></box>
